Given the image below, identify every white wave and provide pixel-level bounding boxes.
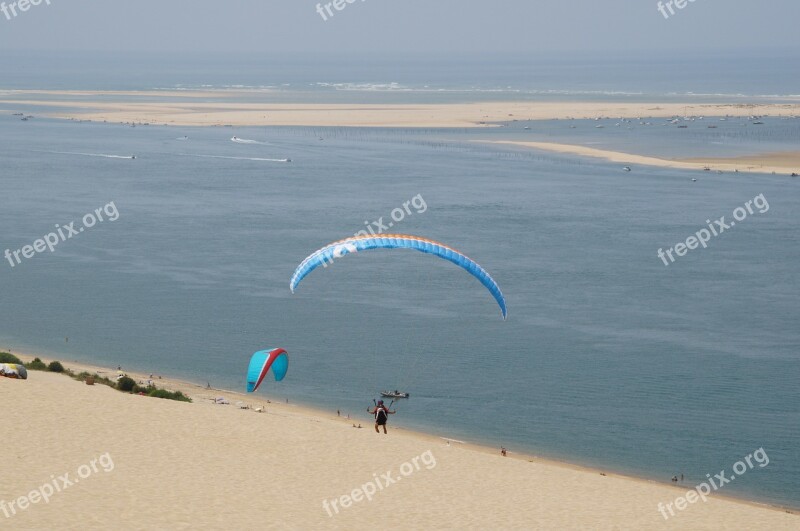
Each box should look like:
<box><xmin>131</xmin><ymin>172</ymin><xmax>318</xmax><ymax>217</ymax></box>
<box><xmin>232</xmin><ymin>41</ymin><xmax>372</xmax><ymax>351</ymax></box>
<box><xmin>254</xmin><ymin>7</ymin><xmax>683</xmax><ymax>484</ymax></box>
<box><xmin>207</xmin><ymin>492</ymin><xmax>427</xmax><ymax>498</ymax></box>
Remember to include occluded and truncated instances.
<box><xmin>310</xmin><ymin>83</ymin><xmax>647</xmax><ymax>96</ymax></box>
<box><xmin>316</xmin><ymin>82</ymin><xmax>410</xmax><ymax>92</ymax></box>
<box><xmin>231</xmin><ymin>136</ymin><xmax>270</xmax><ymax>145</ymax></box>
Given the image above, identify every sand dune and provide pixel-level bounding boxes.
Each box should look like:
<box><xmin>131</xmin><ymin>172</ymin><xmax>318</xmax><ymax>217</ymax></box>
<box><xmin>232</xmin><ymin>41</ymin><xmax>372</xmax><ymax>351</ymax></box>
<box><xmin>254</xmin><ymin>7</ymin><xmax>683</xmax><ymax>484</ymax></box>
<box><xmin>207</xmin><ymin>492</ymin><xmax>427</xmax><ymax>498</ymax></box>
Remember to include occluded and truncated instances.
<box><xmin>2</xmin><ymin>356</ymin><xmax>797</xmax><ymax>530</ymax></box>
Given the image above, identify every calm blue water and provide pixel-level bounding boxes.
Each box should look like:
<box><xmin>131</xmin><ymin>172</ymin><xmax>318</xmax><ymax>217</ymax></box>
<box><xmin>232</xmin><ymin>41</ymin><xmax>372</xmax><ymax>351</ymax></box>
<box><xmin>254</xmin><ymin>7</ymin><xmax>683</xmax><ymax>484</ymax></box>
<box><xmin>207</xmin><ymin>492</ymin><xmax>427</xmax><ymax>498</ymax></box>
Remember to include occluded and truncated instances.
<box><xmin>1</xmin><ymin>55</ymin><xmax>799</xmax><ymax>509</ymax></box>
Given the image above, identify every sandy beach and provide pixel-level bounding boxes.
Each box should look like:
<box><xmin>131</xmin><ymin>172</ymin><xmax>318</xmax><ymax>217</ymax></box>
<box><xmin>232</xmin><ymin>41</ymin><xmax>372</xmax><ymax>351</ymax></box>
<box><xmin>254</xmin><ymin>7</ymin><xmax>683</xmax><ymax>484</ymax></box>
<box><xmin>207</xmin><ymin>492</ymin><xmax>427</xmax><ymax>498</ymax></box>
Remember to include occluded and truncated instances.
<box><xmin>2</xmin><ymin>353</ymin><xmax>797</xmax><ymax>530</ymax></box>
<box><xmin>2</xmin><ymin>90</ymin><xmax>799</xmax><ymax>128</ymax></box>
<box><xmin>485</xmin><ymin>141</ymin><xmax>800</xmax><ymax>176</ymax></box>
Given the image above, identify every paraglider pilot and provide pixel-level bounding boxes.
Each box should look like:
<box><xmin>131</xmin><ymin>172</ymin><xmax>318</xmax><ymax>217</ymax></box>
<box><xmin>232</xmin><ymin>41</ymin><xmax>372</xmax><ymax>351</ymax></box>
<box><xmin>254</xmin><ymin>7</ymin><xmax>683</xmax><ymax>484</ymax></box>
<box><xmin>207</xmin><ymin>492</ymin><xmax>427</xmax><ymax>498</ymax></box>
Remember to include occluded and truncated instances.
<box><xmin>367</xmin><ymin>400</ymin><xmax>396</xmax><ymax>434</ymax></box>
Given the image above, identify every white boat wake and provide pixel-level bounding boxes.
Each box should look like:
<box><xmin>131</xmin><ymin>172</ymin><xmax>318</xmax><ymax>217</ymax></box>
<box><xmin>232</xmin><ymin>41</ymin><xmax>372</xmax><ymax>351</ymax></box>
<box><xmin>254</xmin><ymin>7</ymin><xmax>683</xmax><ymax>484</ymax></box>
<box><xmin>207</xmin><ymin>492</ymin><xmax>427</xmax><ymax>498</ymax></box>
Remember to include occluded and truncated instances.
<box><xmin>231</xmin><ymin>136</ymin><xmax>270</xmax><ymax>145</ymax></box>
<box><xmin>37</xmin><ymin>151</ymin><xmax>136</xmax><ymax>159</ymax></box>
<box><xmin>174</xmin><ymin>153</ymin><xmax>291</xmax><ymax>163</ymax></box>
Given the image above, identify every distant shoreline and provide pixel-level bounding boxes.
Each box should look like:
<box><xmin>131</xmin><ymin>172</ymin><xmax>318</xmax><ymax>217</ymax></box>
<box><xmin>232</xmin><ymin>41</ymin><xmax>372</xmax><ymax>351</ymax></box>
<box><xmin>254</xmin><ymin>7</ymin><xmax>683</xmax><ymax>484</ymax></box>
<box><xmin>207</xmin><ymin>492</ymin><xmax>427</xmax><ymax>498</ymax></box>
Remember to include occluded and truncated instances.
<box><xmin>1</xmin><ymin>90</ymin><xmax>799</xmax><ymax>128</ymax></box>
<box><xmin>4</xmin><ymin>91</ymin><xmax>798</xmax><ymax>175</ymax></box>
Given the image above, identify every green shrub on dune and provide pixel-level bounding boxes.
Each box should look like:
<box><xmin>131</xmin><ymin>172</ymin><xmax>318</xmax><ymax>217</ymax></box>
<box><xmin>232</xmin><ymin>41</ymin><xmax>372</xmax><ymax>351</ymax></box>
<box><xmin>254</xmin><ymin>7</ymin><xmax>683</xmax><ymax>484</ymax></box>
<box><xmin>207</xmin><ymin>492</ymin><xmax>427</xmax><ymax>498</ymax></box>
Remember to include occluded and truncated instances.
<box><xmin>146</xmin><ymin>388</ymin><xmax>191</xmax><ymax>402</ymax></box>
<box><xmin>117</xmin><ymin>376</ymin><xmax>136</xmax><ymax>392</ymax></box>
<box><xmin>0</xmin><ymin>352</ymin><xmax>23</xmax><ymax>364</ymax></box>
<box><xmin>47</xmin><ymin>361</ymin><xmax>65</xmax><ymax>373</ymax></box>
<box><xmin>25</xmin><ymin>357</ymin><xmax>48</xmax><ymax>371</ymax></box>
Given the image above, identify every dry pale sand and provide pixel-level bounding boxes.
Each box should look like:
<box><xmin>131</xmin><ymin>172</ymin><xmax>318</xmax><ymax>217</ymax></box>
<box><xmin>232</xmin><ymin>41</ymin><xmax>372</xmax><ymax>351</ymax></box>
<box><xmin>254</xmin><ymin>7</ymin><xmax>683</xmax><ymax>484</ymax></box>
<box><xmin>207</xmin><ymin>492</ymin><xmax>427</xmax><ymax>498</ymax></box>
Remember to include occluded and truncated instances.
<box><xmin>1</xmin><ymin>90</ymin><xmax>799</xmax><ymax>127</ymax></box>
<box><xmin>485</xmin><ymin>141</ymin><xmax>800</xmax><ymax>176</ymax></box>
<box><xmin>2</xmin><ymin>355</ymin><xmax>797</xmax><ymax>530</ymax></box>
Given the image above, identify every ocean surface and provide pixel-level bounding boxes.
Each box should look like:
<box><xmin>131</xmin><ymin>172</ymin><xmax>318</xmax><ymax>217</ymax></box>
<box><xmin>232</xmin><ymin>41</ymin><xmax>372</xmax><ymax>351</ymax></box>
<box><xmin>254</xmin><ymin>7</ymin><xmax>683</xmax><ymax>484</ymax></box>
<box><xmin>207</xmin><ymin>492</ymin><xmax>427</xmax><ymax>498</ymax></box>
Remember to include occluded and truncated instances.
<box><xmin>1</xmin><ymin>53</ymin><xmax>799</xmax><ymax>509</ymax></box>
<box><xmin>1</xmin><ymin>50</ymin><xmax>800</xmax><ymax>102</ymax></box>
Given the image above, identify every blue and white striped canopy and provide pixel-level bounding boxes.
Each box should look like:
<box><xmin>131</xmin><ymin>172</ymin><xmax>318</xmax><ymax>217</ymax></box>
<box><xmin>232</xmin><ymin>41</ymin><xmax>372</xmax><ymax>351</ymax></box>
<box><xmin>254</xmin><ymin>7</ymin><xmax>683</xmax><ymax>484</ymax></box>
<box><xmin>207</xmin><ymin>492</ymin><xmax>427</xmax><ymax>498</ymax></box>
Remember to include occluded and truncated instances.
<box><xmin>290</xmin><ymin>234</ymin><xmax>507</xmax><ymax>320</ymax></box>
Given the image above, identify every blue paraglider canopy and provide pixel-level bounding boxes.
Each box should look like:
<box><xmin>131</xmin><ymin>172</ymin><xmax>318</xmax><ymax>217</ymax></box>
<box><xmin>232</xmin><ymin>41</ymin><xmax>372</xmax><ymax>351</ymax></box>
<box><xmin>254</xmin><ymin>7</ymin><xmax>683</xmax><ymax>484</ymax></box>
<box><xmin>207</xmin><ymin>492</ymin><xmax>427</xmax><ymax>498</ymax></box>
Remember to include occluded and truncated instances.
<box><xmin>290</xmin><ymin>234</ymin><xmax>507</xmax><ymax>320</ymax></box>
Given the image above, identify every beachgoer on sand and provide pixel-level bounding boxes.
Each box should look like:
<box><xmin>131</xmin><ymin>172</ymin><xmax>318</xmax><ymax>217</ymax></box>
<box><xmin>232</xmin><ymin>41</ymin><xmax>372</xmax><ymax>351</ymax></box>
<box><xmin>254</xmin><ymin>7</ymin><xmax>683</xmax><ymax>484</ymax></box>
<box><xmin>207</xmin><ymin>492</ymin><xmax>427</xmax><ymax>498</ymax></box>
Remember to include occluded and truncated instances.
<box><xmin>367</xmin><ymin>400</ymin><xmax>396</xmax><ymax>434</ymax></box>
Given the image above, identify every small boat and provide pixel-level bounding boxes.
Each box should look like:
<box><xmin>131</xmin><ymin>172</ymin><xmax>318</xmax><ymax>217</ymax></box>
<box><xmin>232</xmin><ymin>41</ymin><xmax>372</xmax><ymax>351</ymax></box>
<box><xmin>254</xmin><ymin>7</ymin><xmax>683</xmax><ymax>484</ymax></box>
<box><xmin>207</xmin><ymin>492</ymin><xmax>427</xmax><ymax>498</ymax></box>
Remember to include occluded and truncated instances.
<box><xmin>381</xmin><ymin>390</ymin><xmax>409</xmax><ymax>399</ymax></box>
<box><xmin>623</xmin><ymin>167</ymin><xmax>632</xmax><ymax>172</ymax></box>
<box><xmin>752</xmin><ymin>121</ymin><xmax>764</xmax><ymax>125</ymax></box>
<box><xmin>692</xmin><ymin>178</ymin><xmax>697</xmax><ymax>182</ymax></box>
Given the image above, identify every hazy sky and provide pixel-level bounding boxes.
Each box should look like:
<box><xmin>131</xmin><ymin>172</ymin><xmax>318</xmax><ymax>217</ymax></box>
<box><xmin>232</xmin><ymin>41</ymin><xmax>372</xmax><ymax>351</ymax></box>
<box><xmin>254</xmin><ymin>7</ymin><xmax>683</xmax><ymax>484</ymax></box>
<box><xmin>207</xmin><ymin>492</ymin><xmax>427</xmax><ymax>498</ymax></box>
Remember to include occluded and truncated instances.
<box><xmin>1</xmin><ymin>0</ymin><xmax>799</xmax><ymax>53</ymax></box>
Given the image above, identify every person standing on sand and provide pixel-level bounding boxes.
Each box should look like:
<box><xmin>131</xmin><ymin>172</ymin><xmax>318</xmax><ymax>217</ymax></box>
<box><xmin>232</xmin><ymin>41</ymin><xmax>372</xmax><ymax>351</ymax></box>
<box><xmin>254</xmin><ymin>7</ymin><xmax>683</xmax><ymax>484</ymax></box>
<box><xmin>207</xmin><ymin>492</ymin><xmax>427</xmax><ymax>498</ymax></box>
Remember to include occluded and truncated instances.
<box><xmin>367</xmin><ymin>400</ymin><xmax>396</xmax><ymax>434</ymax></box>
